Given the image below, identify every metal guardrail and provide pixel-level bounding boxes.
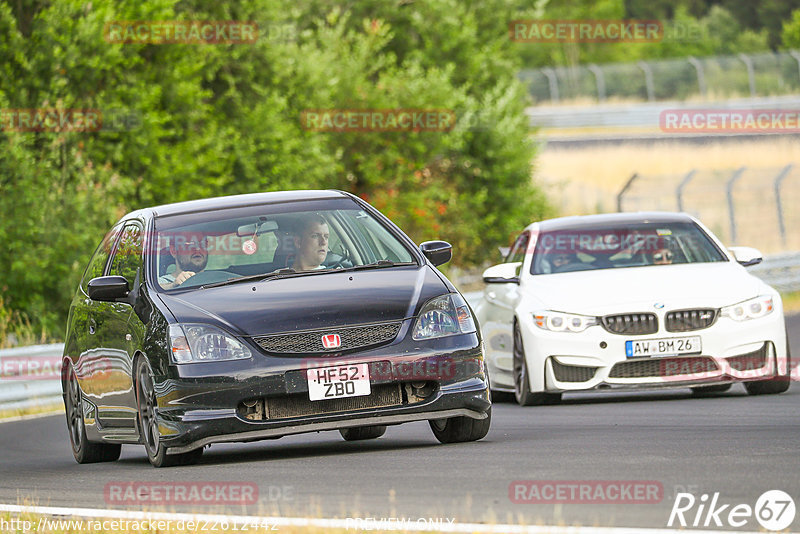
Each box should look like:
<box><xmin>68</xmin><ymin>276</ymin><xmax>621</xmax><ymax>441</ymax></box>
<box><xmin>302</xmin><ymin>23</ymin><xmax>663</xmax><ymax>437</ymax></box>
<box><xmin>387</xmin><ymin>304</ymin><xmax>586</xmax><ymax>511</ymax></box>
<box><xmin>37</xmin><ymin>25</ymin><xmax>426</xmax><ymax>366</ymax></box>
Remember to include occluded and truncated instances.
<box><xmin>750</xmin><ymin>252</ymin><xmax>800</xmax><ymax>293</ymax></box>
<box><xmin>525</xmin><ymin>95</ymin><xmax>800</xmax><ymax>130</ymax></box>
<box><xmin>0</xmin><ymin>343</ymin><xmax>64</xmax><ymax>413</ymax></box>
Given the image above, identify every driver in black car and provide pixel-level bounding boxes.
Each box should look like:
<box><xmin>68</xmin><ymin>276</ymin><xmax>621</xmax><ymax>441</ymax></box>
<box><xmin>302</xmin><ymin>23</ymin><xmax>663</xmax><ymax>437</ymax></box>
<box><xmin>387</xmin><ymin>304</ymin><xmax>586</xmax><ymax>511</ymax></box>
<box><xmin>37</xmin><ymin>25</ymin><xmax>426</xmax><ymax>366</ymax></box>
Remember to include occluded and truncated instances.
<box><xmin>291</xmin><ymin>214</ymin><xmax>330</xmax><ymax>271</ymax></box>
<box><xmin>158</xmin><ymin>233</ymin><xmax>209</xmax><ymax>289</ymax></box>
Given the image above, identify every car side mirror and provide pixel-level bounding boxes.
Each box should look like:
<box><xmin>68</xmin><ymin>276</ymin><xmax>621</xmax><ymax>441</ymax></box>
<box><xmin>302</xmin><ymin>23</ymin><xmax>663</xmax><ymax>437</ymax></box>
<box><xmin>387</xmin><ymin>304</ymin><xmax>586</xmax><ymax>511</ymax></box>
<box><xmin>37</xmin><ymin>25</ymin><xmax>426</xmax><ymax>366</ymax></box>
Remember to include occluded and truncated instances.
<box><xmin>728</xmin><ymin>246</ymin><xmax>762</xmax><ymax>267</ymax></box>
<box><xmin>87</xmin><ymin>276</ymin><xmax>130</xmax><ymax>302</ymax></box>
<box><xmin>483</xmin><ymin>262</ymin><xmax>521</xmax><ymax>284</ymax></box>
<box><xmin>420</xmin><ymin>241</ymin><xmax>452</xmax><ymax>266</ymax></box>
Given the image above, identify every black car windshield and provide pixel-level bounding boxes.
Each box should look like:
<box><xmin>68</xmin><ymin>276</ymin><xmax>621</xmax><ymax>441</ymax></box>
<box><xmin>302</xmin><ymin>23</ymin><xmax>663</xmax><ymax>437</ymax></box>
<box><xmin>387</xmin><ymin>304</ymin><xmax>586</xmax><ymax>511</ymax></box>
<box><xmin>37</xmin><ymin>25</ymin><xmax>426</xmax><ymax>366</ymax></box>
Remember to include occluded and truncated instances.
<box><xmin>531</xmin><ymin>221</ymin><xmax>727</xmax><ymax>275</ymax></box>
<box><xmin>152</xmin><ymin>199</ymin><xmax>416</xmax><ymax>290</ymax></box>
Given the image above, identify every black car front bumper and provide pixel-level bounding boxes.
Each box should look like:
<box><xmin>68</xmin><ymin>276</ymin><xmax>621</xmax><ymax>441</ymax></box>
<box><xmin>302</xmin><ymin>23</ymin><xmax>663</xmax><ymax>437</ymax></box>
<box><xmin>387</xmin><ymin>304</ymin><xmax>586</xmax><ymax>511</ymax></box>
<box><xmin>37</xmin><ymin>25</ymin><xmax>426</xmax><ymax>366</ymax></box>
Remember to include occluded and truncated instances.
<box><xmin>152</xmin><ymin>334</ymin><xmax>490</xmax><ymax>454</ymax></box>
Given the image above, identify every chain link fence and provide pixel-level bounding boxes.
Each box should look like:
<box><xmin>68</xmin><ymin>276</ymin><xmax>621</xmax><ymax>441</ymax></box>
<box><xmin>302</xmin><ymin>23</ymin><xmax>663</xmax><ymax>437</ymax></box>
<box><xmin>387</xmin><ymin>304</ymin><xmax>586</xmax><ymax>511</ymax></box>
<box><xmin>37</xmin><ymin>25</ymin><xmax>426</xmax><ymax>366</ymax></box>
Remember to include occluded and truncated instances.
<box><xmin>521</xmin><ymin>51</ymin><xmax>800</xmax><ymax>104</ymax></box>
<box><xmin>618</xmin><ymin>165</ymin><xmax>800</xmax><ymax>255</ymax></box>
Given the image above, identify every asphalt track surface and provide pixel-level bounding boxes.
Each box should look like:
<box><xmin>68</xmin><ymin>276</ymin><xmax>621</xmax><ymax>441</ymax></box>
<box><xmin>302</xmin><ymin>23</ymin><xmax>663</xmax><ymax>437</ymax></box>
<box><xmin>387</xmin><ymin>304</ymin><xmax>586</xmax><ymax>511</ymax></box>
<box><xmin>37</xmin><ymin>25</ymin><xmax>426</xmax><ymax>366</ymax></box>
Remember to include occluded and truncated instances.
<box><xmin>1</xmin><ymin>314</ymin><xmax>798</xmax><ymax>531</ymax></box>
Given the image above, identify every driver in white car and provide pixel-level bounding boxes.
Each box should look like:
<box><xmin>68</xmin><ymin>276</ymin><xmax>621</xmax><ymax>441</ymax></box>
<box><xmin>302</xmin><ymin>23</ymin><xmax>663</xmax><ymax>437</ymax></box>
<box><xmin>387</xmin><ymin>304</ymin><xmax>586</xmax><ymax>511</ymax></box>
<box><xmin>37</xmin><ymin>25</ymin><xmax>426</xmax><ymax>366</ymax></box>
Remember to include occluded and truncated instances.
<box><xmin>158</xmin><ymin>233</ymin><xmax>210</xmax><ymax>289</ymax></box>
<box><xmin>551</xmin><ymin>252</ymin><xmax>580</xmax><ymax>272</ymax></box>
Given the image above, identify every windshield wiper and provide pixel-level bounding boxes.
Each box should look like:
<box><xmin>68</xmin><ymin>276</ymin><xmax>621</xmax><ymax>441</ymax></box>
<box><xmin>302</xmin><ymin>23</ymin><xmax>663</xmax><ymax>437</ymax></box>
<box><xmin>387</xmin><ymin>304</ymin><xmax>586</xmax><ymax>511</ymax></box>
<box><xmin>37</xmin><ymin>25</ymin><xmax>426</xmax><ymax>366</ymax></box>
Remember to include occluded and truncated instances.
<box><xmin>338</xmin><ymin>260</ymin><xmax>415</xmax><ymax>272</ymax></box>
<box><xmin>200</xmin><ymin>268</ymin><xmax>297</xmax><ymax>289</ymax></box>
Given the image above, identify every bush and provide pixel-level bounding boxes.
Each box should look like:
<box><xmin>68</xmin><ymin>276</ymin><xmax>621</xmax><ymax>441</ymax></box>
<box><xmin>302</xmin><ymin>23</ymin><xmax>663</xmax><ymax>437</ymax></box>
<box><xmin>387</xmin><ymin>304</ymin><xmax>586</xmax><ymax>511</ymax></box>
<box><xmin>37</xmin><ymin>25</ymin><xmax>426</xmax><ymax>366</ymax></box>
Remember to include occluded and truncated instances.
<box><xmin>0</xmin><ymin>0</ymin><xmax>549</xmax><ymax>341</ymax></box>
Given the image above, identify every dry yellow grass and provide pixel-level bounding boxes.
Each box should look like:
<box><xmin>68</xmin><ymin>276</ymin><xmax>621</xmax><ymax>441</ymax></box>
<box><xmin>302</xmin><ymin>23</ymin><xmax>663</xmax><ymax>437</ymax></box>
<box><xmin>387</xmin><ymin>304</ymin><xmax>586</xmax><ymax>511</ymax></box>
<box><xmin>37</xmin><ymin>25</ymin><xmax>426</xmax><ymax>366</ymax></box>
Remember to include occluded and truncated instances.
<box><xmin>0</xmin><ymin>402</ymin><xmax>64</xmax><ymax>421</ymax></box>
<box><xmin>534</xmin><ymin>137</ymin><xmax>800</xmax><ymax>252</ymax></box>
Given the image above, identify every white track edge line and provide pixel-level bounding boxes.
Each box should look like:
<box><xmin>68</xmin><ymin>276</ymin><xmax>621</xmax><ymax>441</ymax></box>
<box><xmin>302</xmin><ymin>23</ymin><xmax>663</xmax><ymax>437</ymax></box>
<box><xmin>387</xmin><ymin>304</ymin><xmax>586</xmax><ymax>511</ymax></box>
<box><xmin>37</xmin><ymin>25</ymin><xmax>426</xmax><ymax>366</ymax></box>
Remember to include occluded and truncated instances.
<box><xmin>0</xmin><ymin>503</ymin><xmax>762</xmax><ymax>534</ymax></box>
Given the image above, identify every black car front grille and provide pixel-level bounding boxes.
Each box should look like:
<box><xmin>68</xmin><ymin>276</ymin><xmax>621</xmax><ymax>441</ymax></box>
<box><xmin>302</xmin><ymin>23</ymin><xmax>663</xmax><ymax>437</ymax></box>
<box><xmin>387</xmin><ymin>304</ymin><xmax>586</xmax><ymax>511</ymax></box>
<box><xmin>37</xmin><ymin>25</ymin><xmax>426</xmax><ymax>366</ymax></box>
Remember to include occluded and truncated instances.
<box><xmin>608</xmin><ymin>357</ymin><xmax>718</xmax><ymax>378</ymax></box>
<box><xmin>551</xmin><ymin>359</ymin><xmax>598</xmax><ymax>382</ymax></box>
<box><xmin>239</xmin><ymin>383</ymin><xmax>404</xmax><ymax>421</ymax></box>
<box><xmin>601</xmin><ymin>313</ymin><xmax>658</xmax><ymax>335</ymax></box>
<box><xmin>665</xmin><ymin>309</ymin><xmax>717</xmax><ymax>332</ymax></box>
<box><xmin>726</xmin><ymin>344</ymin><xmax>769</xmax><ymax>371</ymax></box>
<box><xmin>253</xmin><ymin>322</ymin><xmax>402</xmax><ymax>355</ymax></box>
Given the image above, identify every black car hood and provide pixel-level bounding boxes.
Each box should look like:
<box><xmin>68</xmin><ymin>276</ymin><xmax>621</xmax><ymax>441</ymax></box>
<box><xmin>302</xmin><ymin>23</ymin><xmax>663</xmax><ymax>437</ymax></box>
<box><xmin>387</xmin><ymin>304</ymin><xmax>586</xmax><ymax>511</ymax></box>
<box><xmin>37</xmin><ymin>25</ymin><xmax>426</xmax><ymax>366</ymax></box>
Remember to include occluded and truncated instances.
<box><xmin>157</xmin><ymin>265</ymin><xmax>448</xmax><ymax>336</ymax></box>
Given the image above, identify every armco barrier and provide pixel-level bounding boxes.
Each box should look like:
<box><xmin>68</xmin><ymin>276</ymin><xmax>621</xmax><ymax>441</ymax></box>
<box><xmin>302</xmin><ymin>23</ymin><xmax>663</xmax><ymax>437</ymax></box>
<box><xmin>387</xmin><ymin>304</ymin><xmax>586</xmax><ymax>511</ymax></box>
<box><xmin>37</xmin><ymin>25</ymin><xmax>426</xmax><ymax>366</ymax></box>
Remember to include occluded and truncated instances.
<box><xmin>749</xmin><ymin>252</ymin><xmax>800</xmax><ymax>293</ymax></box>
<box><xmin>0</xmin><ymin>343</ymin><xmax>64</xmax><ymax>413</ymax></box>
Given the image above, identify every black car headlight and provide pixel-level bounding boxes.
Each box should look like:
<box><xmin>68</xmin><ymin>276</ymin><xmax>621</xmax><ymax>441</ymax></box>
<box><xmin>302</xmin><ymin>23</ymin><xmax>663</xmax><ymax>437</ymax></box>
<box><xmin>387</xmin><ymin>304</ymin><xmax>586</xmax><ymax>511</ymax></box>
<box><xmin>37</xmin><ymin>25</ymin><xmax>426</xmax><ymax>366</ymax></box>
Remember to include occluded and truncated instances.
<box><xmin>168</xmin><ymin>324</ymin><xmax>252</xmax><ymax>363</ymax></box>
<box><xmin>412</xmin><ymin>293</ymin><xmax>476</xmax><ymax>340</ymax></box>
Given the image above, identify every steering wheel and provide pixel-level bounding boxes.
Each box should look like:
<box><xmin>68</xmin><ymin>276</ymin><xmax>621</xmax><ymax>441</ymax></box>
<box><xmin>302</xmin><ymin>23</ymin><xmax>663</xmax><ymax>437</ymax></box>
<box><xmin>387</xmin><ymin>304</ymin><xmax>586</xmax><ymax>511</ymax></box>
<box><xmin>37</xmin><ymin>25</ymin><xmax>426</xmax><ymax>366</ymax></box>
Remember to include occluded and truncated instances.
<box><xmin>553</xmin><ymin>263</ymin><xmax>591</xmax><ymax>273</ymax></box>
<box><xmin>324</xmin><ymin>251</ymin><xmax>353</xmax><ymax>269</ymax></box>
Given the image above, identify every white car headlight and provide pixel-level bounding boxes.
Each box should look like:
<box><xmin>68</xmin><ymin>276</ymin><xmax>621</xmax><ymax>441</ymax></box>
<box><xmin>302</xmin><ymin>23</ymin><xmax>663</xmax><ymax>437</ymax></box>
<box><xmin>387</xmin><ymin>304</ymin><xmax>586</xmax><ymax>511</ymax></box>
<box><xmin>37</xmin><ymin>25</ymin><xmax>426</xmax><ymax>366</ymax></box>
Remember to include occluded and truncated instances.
<box><xmin>720</xmin><ymin>296</ymin><xmax>774</xmax><ymax>321</ymax></box>
<box><xmin>533</xmin><ymin>311</ymin><xmax>598</xmax><ymax>333</ymax></box>
<box><xmin>412</xmin><ymin>293</ymin><xmax>476</xmax><ymax>340</ymax></box>
<box><xmin>168</xmin><ymin>324</ymin><xmax>252</xmax><ymax>363</ymax></box>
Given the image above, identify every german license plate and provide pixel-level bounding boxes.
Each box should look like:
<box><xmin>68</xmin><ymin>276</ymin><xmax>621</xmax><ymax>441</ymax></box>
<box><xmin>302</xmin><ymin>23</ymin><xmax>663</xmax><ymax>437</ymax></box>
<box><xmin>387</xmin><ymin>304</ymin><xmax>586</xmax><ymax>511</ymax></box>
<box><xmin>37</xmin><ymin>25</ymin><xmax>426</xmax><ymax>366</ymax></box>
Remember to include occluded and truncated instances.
<box><xmin>306</xmin><ymin>363</ymin><xmax>371</xmax><ymax>401</ymax></box>
<box><xmin>625</xmin><ymin>336</ymin><xmax>701</xmax><ymax>358</ymax></box>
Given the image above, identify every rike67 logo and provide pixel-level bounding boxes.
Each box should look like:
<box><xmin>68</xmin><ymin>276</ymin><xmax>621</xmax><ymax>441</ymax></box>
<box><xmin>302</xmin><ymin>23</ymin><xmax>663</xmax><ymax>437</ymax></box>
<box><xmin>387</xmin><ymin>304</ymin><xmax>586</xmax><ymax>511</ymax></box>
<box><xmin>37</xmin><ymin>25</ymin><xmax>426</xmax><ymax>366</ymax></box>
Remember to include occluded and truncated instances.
<box><xmin>668</xmin><ymin>490</ymin><xmax>796</xmax><ymax>531</ymax></box>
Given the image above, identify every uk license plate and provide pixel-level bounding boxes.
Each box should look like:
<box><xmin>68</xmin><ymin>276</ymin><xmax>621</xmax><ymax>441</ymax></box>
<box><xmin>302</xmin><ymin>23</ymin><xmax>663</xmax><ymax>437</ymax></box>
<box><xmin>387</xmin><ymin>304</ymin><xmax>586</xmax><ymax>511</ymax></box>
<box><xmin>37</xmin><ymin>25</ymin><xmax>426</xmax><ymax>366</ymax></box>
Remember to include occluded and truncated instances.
<box><xmin>625</xmin><ymin>336</ymin><xmax>702</xmax><ymax>358</ymax></box>
<box><xmin>306</xmin><ymin>363</ymin><xmax>371</xmax><ymax>401</ymax></box>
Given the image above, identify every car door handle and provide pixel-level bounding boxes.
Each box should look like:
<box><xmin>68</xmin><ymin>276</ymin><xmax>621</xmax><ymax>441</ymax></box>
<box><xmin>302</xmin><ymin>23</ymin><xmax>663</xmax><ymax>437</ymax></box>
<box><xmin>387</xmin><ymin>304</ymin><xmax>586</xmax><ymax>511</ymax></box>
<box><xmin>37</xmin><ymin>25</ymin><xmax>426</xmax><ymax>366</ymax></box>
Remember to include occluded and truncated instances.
<box><xmin>88</xmin><ymin>318</ymin><xmax>97</xmax><ymax>335</ymax></box>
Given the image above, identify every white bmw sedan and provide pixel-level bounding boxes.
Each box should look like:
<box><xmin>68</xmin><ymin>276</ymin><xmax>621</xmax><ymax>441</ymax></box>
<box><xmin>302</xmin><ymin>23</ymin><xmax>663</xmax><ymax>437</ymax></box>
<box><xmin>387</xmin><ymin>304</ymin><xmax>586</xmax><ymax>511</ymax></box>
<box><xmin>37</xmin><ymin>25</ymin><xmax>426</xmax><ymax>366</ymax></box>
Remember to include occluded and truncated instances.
<box><xmin>474</xmin><ymin>212</ymin><xmax>791</xmax><ymax>405</ymax></box>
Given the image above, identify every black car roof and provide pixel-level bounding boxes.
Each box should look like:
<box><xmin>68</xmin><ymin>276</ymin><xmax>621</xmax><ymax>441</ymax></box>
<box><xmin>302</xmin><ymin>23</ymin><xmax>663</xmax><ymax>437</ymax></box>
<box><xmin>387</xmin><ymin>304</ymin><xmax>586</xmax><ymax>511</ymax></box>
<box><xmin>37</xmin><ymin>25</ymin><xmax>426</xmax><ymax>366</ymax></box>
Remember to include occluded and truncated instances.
<box><xmin>122</xmin><ymin>190</ymin><xmax>350</xmax><ymax>220</ymax></box>
<box><xmin>536</xmin><ymin>211</ymin><xmax>695</xmax><ymax>232</ymax></box>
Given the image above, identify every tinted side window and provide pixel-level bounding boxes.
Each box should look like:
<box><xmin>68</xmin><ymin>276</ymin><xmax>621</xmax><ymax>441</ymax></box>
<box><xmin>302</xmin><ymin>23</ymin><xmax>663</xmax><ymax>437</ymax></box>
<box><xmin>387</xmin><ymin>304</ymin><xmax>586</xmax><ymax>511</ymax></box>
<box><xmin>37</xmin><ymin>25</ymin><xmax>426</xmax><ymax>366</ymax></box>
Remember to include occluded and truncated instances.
<box><xmin>109</xmin><ymin>223</ymin><xmax>144</xmax><ymax>286</ymax></box>
<box><xmin>507</xmin><ymin>233</ymin><xmax>529</xmax><ymax>264</ymax></box>
<box><xmin>80</xmin><ymin>224</ymin><xmax>122</xmax><ymax>292</ymax></box>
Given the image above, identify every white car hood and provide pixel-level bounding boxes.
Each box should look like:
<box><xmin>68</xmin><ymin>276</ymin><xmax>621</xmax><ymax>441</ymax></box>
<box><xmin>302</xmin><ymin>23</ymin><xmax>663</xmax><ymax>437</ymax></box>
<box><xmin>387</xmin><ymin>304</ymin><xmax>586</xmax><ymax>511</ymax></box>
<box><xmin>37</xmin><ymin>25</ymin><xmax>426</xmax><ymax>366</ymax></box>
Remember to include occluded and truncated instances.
<box><xmin>523</xmin><ymin>262</ymin><xmax>766</xmax><ymax>315</ymax></box>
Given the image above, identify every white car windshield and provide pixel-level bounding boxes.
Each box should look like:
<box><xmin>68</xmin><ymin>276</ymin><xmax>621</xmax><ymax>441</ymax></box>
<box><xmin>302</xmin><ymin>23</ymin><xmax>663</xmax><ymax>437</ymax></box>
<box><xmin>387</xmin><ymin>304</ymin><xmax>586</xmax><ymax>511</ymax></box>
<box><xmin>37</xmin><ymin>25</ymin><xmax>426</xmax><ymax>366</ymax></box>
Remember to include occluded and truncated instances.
<box><xmin>531</xmin><ymin>222</ymin><xmax>727</xmax><ymax>275</ymax></box>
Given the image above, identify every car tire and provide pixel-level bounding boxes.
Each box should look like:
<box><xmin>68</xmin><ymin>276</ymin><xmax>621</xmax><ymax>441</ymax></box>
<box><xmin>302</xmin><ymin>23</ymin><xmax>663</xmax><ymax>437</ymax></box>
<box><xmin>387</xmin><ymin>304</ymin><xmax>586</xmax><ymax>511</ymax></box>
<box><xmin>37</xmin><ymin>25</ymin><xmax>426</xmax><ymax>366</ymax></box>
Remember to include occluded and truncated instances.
<box><xmin>513</xmin><ymin>323</ymin><xmax>562</xmax><ymax>406</ymax></box>
<box><xmin>690</xmin><ymin>383</ymin><xmax>732</xmax><ymax>395</ymax></box>
<box><xmin>429</xmin><ymin>408</ymin><xmax>491</xmax><ymax>444</ymax></box>
<box><xmin>339</xmin><ymin>425</ymin><xmax>387</xmax><ymax>441</ymax></box>
<box><xmin>135</xmin><ymin>358</ymin><xmax>203</xmax><ymax>468</ymax></box>
<box><xmin>744</xmin><ymin>336</ymin><xmax>792</xmax><ymax>396</ymax></box>
<box><xmin>64</xmin><ymin>362</ymin><xmax>122</xmax><ymax>464</ymax></box>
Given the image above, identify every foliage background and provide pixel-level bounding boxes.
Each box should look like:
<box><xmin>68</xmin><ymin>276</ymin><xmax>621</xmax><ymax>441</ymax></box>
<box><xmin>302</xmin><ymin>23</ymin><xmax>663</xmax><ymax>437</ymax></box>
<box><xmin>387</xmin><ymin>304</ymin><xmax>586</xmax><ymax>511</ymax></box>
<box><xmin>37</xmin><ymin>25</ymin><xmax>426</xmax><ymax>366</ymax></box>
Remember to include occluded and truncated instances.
<box><xmin>1</xmin><ymin>0</ymin><xmax>796</xmax><ymax>342</ymax></box>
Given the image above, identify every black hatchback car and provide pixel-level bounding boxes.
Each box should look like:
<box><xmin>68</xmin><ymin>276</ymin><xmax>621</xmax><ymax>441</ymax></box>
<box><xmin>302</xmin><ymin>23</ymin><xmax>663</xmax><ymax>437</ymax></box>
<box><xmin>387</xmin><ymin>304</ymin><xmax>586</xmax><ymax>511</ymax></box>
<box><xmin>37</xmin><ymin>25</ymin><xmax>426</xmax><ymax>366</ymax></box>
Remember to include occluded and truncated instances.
<box><xmin>62</xmin><ymin>190</ymin><xmax>491</xmax><ymax>467</ymax></box>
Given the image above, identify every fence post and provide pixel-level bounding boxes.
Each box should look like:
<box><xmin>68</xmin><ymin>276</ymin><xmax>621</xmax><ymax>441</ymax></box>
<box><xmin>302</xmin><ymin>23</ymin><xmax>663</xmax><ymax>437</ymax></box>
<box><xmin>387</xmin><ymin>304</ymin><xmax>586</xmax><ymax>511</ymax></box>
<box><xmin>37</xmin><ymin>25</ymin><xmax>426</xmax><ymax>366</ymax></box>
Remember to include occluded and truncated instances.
<box><xmin>638</xmin><ymin>61</ymin><xmax>655</xmax><ymax>101</ymax></box>
<box><xmin>773</xmin><ymin>164</ymin><xmax>793</xmax><ymax>247</ymax></box>
<box><xmin>676</xmin><ymin>169</ymin><xmax>697</xmax><ymax>212</ymax></box>
<box><xmin>588</xmin><ymin>64</ymin><xmax>606</xmax><ymax>101</ymax></box>
<box><xmin>738</xmin><ymin>53</ymin><xmax>756</xmax><ymax>97</ymax></box>
<box><xmin>617</xmin><ymin>173</ymin><xmax>639</xmax><ymax>212</ymax></box>
<box><xmin>687</xmin><ymin>56</ymin><xmax>706</xmax><ymax>98</ymax></box>
<box><xmin>726</xmin><ymin>167</ymin><xmax>746</xmax><ymax>244</ymax></box>
<box><xmin>541</xmin><ymin>68</ymin><xmax>560</xmax><ymax>103</ymax></box>
<box><xmin>790</xmin><ymin>51</ymin><xmax>800</xmax><ymax>84</ymax></box>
